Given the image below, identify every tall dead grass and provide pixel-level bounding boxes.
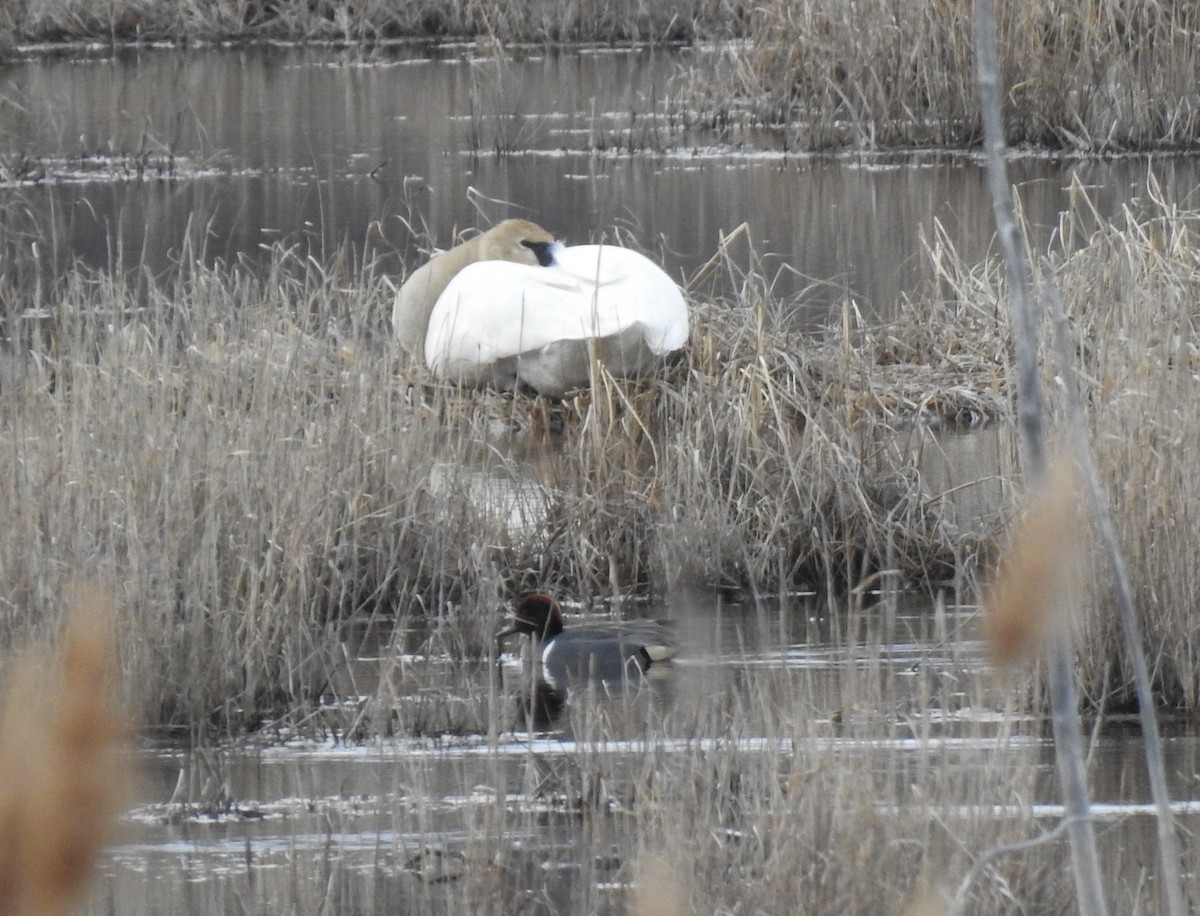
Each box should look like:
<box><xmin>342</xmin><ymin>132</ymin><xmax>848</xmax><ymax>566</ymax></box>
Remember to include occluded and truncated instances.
<box><xmin>680</xmin><ymin>0</ymin><xmax>1200</xmax><ymax>151</ymax></box>
<box><xmin>17</xmin><ymin>179</ymin><xmax>1200</xmax><ymax>738</ymax></box>
<box><xmin>8</xmin><ymin>0</ymin><xmax>731</xmax><ymax>43</ymax></box>
<box><xmin>1049</xmin><ymin>182</ymin><xmax>1200</xmax><ymax>710</ymax></box>
<box><xmin>921</xmin><ymin>172</ymin><xmax>1200</xmax><ymax>711</ymax></box>
<box><xmin>0</xmin><ymin>224</ymin><xmax>994</xmax><ymax>737</ymax></box>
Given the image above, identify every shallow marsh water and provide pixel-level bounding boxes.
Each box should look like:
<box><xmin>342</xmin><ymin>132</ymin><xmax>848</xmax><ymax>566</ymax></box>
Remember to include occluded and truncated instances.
<box><xmin>101</xmin><ymin>596</ymin><xmax>999</xmax><ymax>913</ymax></box>
<box><xmin>94</xmin><ymin>595</ymin><xmax>1200</xmax><ymax>913</ymax></box>
<box><xmin>2</xmin><ymin>42</ymin><xmax>1197</xmax><ymax>911</ymax></box>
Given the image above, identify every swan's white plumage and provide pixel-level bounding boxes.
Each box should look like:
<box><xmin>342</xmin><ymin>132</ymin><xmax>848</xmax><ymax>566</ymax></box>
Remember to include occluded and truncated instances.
<box><xmin>424</xmin><ymin>244</ymin><xmax>688</xmax><ymax>396</ymax></box>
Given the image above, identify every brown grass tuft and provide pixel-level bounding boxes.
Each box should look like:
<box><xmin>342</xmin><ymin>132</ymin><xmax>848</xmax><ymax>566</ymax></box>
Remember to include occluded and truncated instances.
<box><xmin>0</xmin><ymin>586</ymin><xmax>129</xmax><ymax>916</ymax></box>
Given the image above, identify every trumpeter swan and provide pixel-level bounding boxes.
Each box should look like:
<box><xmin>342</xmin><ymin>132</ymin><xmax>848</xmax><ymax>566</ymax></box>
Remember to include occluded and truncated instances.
<box><xmin>394</xmin><ymin>220</ymin><xmax>689</xmax><ymax>397</ymax></box>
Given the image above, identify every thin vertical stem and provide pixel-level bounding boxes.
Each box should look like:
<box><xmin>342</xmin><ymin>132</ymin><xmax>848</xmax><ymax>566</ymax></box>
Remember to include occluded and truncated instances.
<box><xmin>973</xmin><ymin>2</ymin><xmax>1108</xmax><ymax>914</ymax></box>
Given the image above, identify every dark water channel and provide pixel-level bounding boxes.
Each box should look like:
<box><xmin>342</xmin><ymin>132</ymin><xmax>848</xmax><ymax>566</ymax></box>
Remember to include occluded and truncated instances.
<box><xmin>3</xmin><ymin>42</ymin><xmax>1198</xmax><ymax>912</ymax></box>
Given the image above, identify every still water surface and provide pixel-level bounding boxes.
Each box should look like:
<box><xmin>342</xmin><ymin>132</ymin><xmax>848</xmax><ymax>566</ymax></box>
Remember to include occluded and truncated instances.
<box><xmin>3</xmin><ymin>42</ymin><xmax>1195</xmax><ymax>912</ymax></box>
<box><xmin>5</xmin><ymin>43</ymin><xmax>1200</xmax><ymax>324</ymax></box>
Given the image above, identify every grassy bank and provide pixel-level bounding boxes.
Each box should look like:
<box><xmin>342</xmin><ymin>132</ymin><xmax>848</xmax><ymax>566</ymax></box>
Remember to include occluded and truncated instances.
<box><xmin>680</xmin><ymin>0</ymin><xmax>1200</xmax><ymax>152</ymax></box>
<box><xmin>1</xmin><ymin>0</ymin><xmax>729</xmax><ymax>45</ymax></box>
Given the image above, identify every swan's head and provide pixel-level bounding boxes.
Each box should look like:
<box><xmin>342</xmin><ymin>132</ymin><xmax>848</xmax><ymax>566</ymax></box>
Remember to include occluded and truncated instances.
<box><xmin>478</xmin><ymin>219</ymin><xmax>562</xmax><ymax>268</ymax></box>
<box><xmin>393</xmin><ymin>218</ymin><xmax>561</xmax><ymax>355</ymax></box>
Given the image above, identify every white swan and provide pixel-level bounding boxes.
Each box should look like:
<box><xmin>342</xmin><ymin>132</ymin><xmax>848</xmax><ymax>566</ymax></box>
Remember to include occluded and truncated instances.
<box><xmin>395</xmin><ymin>220</ymin><xmax>689</xmax><ymax>397</ymax></box>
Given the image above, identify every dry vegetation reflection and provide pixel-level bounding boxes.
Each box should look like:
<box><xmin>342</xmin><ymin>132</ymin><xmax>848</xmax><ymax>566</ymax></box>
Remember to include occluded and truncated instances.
<box><xmin>3</xmin><ymin>2</ymin><xmax>1198</xmax><ymax>153</ymax></box>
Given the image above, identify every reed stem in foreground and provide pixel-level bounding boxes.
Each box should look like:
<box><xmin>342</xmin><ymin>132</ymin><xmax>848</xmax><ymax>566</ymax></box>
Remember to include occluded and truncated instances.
<box><xmin>974</xmin><ymin>0</ymin><xmax>1106</xmax><ymax>912</ymax></box>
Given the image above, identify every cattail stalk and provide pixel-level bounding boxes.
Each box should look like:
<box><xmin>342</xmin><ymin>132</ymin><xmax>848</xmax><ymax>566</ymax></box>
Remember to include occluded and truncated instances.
<box><xmin>0</xmin><ymin>590</ymin><xmax>129</xmax><ymax>916</ymax></box>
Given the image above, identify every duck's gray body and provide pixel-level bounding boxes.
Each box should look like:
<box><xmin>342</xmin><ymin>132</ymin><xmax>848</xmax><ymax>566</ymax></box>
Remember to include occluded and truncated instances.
<box><xmin>540</xmin><ymin>618</ymin><xmax>675</xmax><ymax>682</ymax></box>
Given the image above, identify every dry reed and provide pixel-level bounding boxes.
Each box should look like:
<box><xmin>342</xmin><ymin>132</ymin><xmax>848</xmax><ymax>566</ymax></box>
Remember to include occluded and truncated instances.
<box><xmin>822</xmin><ymin>165</ymin><xmax>1200</xmax><ymax>738</ymax></box>
<box><xmin>982</xmin><ymin>454</ymin><xmax>1080</xmax><ymax>671</ymax></box>
<box><xmin>881</xmin><ymin>178</ymin><xmax>1200</xmax><ymax>716</ymax></box>
<box><xmin>1049</xmin><ymin>181</ymin><xmax>1200</xmax><ymax>711</ymax></box>
<box><xmin>629</xmin><ymin>855</ymin><xmax>687</xmax><ymax>916</ymax></box>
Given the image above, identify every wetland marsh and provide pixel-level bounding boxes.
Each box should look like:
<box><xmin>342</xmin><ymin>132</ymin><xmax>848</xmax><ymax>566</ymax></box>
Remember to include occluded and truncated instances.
<box><xmin>4</xmin><ymin>17</ymin><xmax>1200</xmax><ymax>914</ymax></box>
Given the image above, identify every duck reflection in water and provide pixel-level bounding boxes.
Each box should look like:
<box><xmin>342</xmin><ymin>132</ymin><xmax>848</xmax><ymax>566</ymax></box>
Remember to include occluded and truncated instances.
<box><xmin>514</xmin><ymin>676</ymin><xmax>568</xmax><ymax>732</ymax></box>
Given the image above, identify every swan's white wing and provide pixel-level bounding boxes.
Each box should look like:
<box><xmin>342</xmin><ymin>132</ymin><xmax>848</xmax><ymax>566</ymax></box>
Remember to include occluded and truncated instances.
<box><xmin>425</xmin><ymin>261</ymin><xmax>598</xmax><ymax>372</ymax></box>
<box><xmin>553</xmin><ymin>246</ymin><xmax>689</xmax><ymax>353</ymax></box>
